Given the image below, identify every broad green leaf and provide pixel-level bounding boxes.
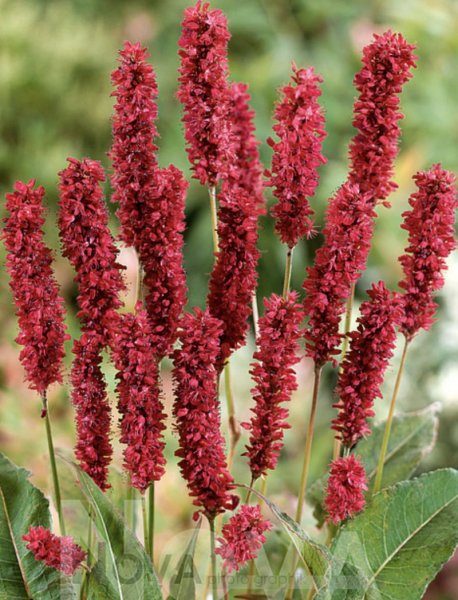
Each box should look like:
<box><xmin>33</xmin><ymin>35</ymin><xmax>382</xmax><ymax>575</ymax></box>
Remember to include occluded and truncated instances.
<box><xmin>308</xmin><ymin>404</ymin><xmax>440</xmax><ymax>526</ymax></box>
<box><xmin>246</xmin><ymin>486</ymin><xmax>331</xmax><ymax>595</ymax></box>
<box><xmin>318</xmin><ymin>469</ymin><xmax>458</xmax><ymax>600</ymax></box>
<box><xmin>167</xmin><ymin>518</ymin><xmax>201</xmax><ymax>600</ymax></box>
<box><xmin>68</xmin><ymin>462</ymin><xmax>162</xmax><ymax>600</ymax></box>
<box><xmin>0</xmin><ymin>452</ymin><xmax>75</xmax><ymax>600</ymax></box>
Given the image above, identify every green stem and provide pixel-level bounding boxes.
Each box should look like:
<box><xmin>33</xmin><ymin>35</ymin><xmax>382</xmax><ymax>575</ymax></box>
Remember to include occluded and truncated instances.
<box><xmin>295</xmin><ymin>366</ymin><xmax>322</xmax><ymax>523</ymax></box>
<box><xmin>148</xmin><ymin>483</ymin><xmax>155</xmax><ymax>562</ymax></box>
<box><xmin>373</xmin><ymin>337</ymin><xmax>409</xmax><ymax>495</ymax></box>
<box><xmin>224</xmin><ymin>362</ymin><xmax>239</xmax><ymax>471</ymax></box>
<box><xmin>209</xmin><ymin>518</ymin><xmax>218</xmax><ymax>600</ymax></box>
<box><xmin>208</xmin><ymin>186</ymin><xmax>219</xmax><ymax>253</ymax></box>
<box><xmin>43</xmin><ymin>398</ymin><xmax>65</xmax><ymax>535</ymax></box>
<box><xmin>252</xmin><ymin>292</ymin><xmax>260</xmax><ymax>340</ymax></box>
<box><xmin>333</xmin><ymin>284</ymin><xmax>356</xmax><ymax>461</ymax></box>
<box><xmin>282</xmin><ymin>247</ymin><xmax>294</xmax><ymax>298</ymax></box>
<box><xmin>141</xmin><ymin>494</ymin><xmax>148</xmax><ymax>552</ymax></box>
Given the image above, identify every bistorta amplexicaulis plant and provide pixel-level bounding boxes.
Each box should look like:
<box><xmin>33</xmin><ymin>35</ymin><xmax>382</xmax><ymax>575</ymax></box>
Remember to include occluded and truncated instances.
<box><xmin>1</xmin><ymin>2</ymin><xmax>457</xmax><ymax>599</ymax></box>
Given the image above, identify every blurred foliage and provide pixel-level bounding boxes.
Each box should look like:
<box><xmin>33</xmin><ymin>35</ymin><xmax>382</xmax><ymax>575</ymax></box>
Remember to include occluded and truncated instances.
<box><xmin>0</xmin><ymin>1</ymin><xmax>457</xmax><ymax>597</ymax></box>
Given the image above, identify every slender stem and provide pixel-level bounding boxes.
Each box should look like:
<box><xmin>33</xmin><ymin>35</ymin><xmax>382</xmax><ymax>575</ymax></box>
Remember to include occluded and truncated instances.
<box><xmin>333</xmin><ymin>284</ymin><xmax>356</xmax><ymax>461</ymax></box>
<box><xmin>373</xmin><ymin>337</ymin><xmax>409</xmax><ymax>495</ymax></box>
<box><xmin>148</xmin><ymin>483</ymin><xmax>155</xmax><ymax>563</ymax></box>
<box><xmin>252</xmin><ymin>292</ymin><xmax>260</xmax><ymax>340</ymax></box>
<box><xmin>43</xmin><ymin>398</ymin><xmax>66</xmax><ymax>535</ymax></box>
<box><xmin>295</xmin><ymin>367</ymin><xmax>322</xmax><ymax>524</ymax></box>
<box><xmin>224</xmin><ymin>362</ymin><xmax>240</xmax><ymax>471</ymax></box>
<box><xmin>81</xmin><ymin>507</ymin><xmax>94</xmax><ymax>600</ymax></box>
<box><xmin>245</xmin><ymin>476</ymin><xmax>255</xmax><ymax>504</ymax></box>
<box><xmin>141</xmin><ymin>494</ymin><xmax>148</xmax><ymax>552</ymax></box>
<box><xmin>282</xmin><ymin>247</ymin><xmax>294</xmax><ymax>298</ymax></box>
<box><xmin>208</xmin><ymin>186</ymin><xmax>219</xmax><ymax>253</ymax></box>
<box><xmin>209</xmin><ymin>518</ymin><xmax>218</xmax><ymax>600</ymax></box>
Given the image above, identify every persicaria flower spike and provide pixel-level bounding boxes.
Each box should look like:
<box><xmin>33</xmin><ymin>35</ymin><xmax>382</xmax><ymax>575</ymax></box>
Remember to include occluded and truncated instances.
<box><xmin>215</xmin><ymin>504</ymin><xmax>272</xmax><ymax>573</ymax></box>
<box><xmin>3</xmin><ymin>180</ymin><xmax>68</xmax><ymax>397</ymax></box>
<box><xmin>71</xmin><ymin>332</ymin><xmax>112</xmax><ymax>490</ymax></box>
<box><xmin>23</xmin><ymin>527</ymin><xmax>86</xmax><ymax>577</ymax></box>
<box><xmin>349</xmin><ymin>31</ymin><xmax>417</xmax><ymax>205</ymax></box>
<box><xmin>332</xmin><ymin>282</ymin><xmax>402</xmax><ymax>448</ymax></box>
<box><xmin>303</xmin><ymin>182</ymin><xmax>376</xmax><ymax>366</ymax></box>
<box><xmin>208</xmin><ymin>83</ymin><xmax>265</xmax><ymax>366</ymax></box>
<box><xmin>110</xmin><ymin>305</ymin><xmax>167</xmax><ymax>492</ymax></box>
<box><xmin>173</xmin><ymin>309</ymin><xmax>237</xmax><ymax>519</ymax></box>
<box><xmin>243</xmin><ymin>293</ymin><xmax>303</xmax><ymax>480</ymax></box>
<box><xmin>398</xmin><ymin>164</ymin><xmax>457</xmax><ymax>340</ymax></box>
<box><xmin>177</xmin><ymin>1</ymin><xmax>233</xmax><ymax>185</ymax></box>
<box><xmin>58</xmin><ymin>157</ymin><xmax>125</xmax><ymax>347</ymax></box>
<box><xmin>140</xmin><ymin>165</ymin><xmax>188</xmax><ymax>359</ymax></box>
<box><xmin>268</xmin><ymin>66</ymin><xmax>327</xmax><ymax>247</ymax></box>
<box><xmin>110</xmin><ymin>41</ymin><xmax>159</xmax><ymax>249</ymax></box>
<box><xmin>324</xmin><ymin>454</ymin><xmax>367</xmax><ymax>524</ymax></box>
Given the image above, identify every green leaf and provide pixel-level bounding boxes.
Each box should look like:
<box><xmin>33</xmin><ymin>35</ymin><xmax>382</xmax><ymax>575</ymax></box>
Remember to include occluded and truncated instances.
<box><xmin>318</xmin><ymin>469</ymin><xmax>458</xmax><ymax>600</ymax></box>
<box><xmin>0</xmin><ymin>451</ymin><xmax>76</xmax><ymax>600</ymax></box>
<box><xmin>68</xmin><ymin>462</ymin><xmax>162</xmax><ymax>600</ymax></box>
<box><xmin>166</xmin><ymin>518</ymin><xmax>201</xmax><ymax>600</ymax></box>
<box><xmin>246</xmin><ymin>486</ymin><xmax>331</xmax><ymax>595</ymax></box>
<box><xmin>308</xmin><ymin>404</ymin><xmax>440</xmax><ymax>526</ymax></box>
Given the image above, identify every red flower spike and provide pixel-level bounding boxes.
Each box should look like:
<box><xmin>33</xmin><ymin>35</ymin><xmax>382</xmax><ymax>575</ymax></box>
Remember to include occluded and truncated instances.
<box><xmin>332</xmin><ymin>282</ymin><xmax>403</xmax><ymax>448</ymax></box>
<box><xmin>71</xmin><ymin>332</ymin><xmax>112</xmax><ymax>491</ymax></box>
<box><xmin>177</xmin><ymin>1</ymin><xmax>233</xmax><ymax>185</ymax></box>
<box><xmin>3</xmin><ymin>180</ymin><xmax>68</xmax><ymax>396</ymax></box>
<box><xmin>324</xmin><ymin>454</ymin><xmax>367</xmax><ymax>524</ymax></box>
<box><xmin>110</xmin><ymin>41</ymin><xmax>159</xmax><ymax>249</ymax></box>
<box><xmin>215</xmin><ymin>504</ymin><xmax>272</xmax><ymax>573</ymax></box>
<box><xmin>208</xmin><ymin>83</ymin><xmax>265</xmax><ymax>366</ymax></box>
<box><xmin>172</xmin><ymin>309</ymin><xmax>238</xmax><ymax>519</ymax></box>
<box><xmin>268</xmin><ymin>66</ymin><xmax>327</xmax><ymax>247</ymax></box>
<box><xmin>110</xmin><ymin>305</ymin><xmax>167</xmax><ymax>492</ymax></box>
<box><xmin>58</xmin><ymin>157</ymin><xmax>126</xmax><ymax>347</ymax></box>
<box><xmin>139</xmin><ymin>165</ymin><xmax>188</xmax><ymax>360</ymax></box>
<box><xmin>398</xmin><ymin>165</ymin><xmax>457</xmax><ymax>340</ymax></box>
<box><xmin>243</xmin><ymin>293</ymin><xmax>303</xmax><ymax>480</ymax></box>
<box><xmin>303</xmin><ymin>182</ymin><xmax>376</xmax><ymax>367</ymax></box>
<box><xmin>349</xmin><ymin>31</ymin><xmax>417</xmax><ymax>205</ymax></box>
<box><xmin>23</xmin><ymin>527</ymin><xmax>86</xmax><ymax>577</ymax></box>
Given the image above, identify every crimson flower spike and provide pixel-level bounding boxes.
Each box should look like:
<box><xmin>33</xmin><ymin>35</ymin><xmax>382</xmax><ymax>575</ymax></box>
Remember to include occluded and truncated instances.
<box><xmin>268</xmin><ymin>66</ymin><xmax>327</xmax><ymax>247</ymax></box>
<box><xmin>208</xmin><ymin>83</ymin><xmax>265</xmax><ymax>366</ymax></box>
<box><xmin>3</xmin><ymin>180</ymin><xmax>68</xmax><ymax>400</ymax></box>
<box><xmin>243</xmin><ymin>293</ymin><xmax>303</xmax><ymax>481</ymax></box>
<box><xmin>349</xmin><ymin>31</ymin><xmax>417</xmax><ymax>205</ymax></box>
<box><xmin>324</xmin><ymin>454</ymin><xmax>368</xmax><ymax>524</ymax></box>
<box><xmin>172</xmin><ymin>309</ymin><xmax>238</xmax><ymax>519</ymax></box>
<box><xmin>332</xmin><ymin>282</ymin><xmax>402</xmax><ymax>448</ymax></box>
<box><xmin>303</xmin><ymin>182</ymin><xmax>376</xmax><ymax>367</ymax></box>
<box><xmin>110</xmin><ymin>41</ymin><xmax>159</xmax><ymax>250</ymax></box>
<box><xmin>398</xmin><ymin>165</ymin><xmax>457</xmax><ymax>340</ymax></box>
<box><xmin>110</xmin><ymin>305</ymin><xmax>167</xmax><ymax>492</ymax></box>
<box><xmin>23</xmin><ymin>527</ymin><xmax>86</xmax><ymax>576</ymax></box>
<box><xmin>177</xmin><ymin>0</ymin><xmax>233</xmax><ymax>185</ymax></box>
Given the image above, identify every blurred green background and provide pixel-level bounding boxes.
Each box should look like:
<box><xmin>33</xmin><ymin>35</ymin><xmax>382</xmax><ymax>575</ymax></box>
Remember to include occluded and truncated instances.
<box><xmin>0</xmin><ymin>0</ymin><xmax>457</xmax><ymax>597</ymax></box>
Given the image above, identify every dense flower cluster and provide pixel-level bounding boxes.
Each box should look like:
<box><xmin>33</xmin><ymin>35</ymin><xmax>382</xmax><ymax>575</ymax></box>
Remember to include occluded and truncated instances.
<box><xmin>173</xmin><ymin>309</ymin><xmax>238</xmax><ymax>518</ymax></box>
<box><xmin>3</xmin><ymin>181</ymin><xmax>68</xmax><ymax>397</ymax></box>
<box><xmin>177</xmin><ymin>0</ymin><xmax>233</xmax><ymax>185</ymax></box>
<box><xmin>268</xmin><ymin>66</ymin><xmax>327</xmax><ymax>247</ymax></box>
<box><xmin>140</xmin><ymin>165</ymin><xmax>188</xmax><ymax>359</ymax></box>
<box><xmin>398</xmin><ymin>165</ymin><xmax>457</xmax><ymax>340</ymax></box>
<box><xmin>110</xmin><ymin>306</ymin><xmax>166</xmax><ymax>492</ymax></box>
<box><xmin>58</xmin><ymin>157</ymin><xmax>125</xmax><ymax>345</ymax></box>
<box><xmin>324</xmin><ymin>454</ymin><xmax>367</xmax><ymax>524</ymax></box>
<box><xmin>332</xmin><ymin>282</ymin><xmax>402</xmax><ymax>447</ymax></box>
<box><xmin>243</xmin><ymin>293</ymin><xmax>303</xmax><ymax>480</ymax></box>
<box><xmin>303</xmin><ymin>182</ymin><xmax>376</xmax><ymax>366</ymax></box>
<box><xmin>110</xmin><ymin>41</ymin><xmax>159</xmax><ymax>249</ymax></box>
<box><xmin>208</xmin><ymin>83</ymin><xmax>264</xmax><ymax>365</ymax></box>
<box><xmin>71</xmin><ymin>333</ymin><xmax>112</xmax><ymax>490</ymax></box>
<box><xmin>216</xmin><ymin>504</ymin><xmax>272</xmax><ymax>573</ymax></box>
<box><xmin>349</xmin><ymin>31</ymin><xmax>417</xmax><ymax>204</ymax></box>
<box><xmin>23</xmin><ymin>527</ymin><xmax>86</xmax><ymax>576</ymax></box>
